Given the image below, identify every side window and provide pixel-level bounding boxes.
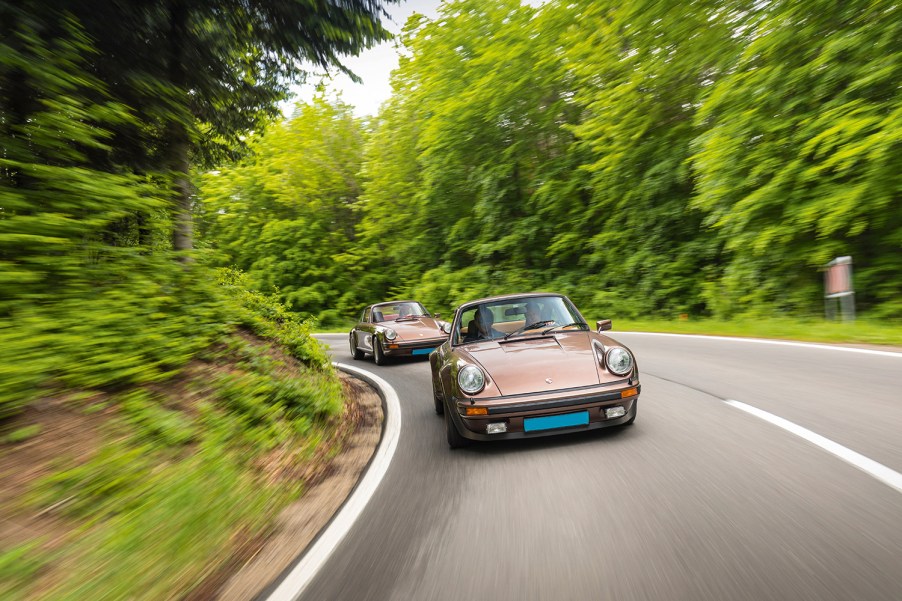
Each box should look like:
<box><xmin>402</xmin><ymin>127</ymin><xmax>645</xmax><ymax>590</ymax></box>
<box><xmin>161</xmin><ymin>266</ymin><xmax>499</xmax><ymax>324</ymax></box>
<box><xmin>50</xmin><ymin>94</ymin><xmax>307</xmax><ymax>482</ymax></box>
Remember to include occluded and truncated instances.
<box><xmin>455</xmin><ymin>307</ymin><xmax>478</xmax><ymax>343</ymax></box>
<box><xmin>363</xmin><ymin>307</ymin><xmax>372</xmax><ymax>323</ymax></box>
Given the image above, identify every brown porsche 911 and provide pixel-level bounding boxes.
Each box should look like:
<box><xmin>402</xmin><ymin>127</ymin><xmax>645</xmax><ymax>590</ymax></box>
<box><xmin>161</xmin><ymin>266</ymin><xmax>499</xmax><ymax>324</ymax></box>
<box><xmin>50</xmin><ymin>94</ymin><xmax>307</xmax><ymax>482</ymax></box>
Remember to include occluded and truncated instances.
<box><xmin>349</xmin><ymin>300</ymin><xmax>450</xmax><ymax>365</ymax></box>
<box><xmin>429</xmin><ymin>293</ymin><xmax>639</xmax><ymax>448</ymax></box>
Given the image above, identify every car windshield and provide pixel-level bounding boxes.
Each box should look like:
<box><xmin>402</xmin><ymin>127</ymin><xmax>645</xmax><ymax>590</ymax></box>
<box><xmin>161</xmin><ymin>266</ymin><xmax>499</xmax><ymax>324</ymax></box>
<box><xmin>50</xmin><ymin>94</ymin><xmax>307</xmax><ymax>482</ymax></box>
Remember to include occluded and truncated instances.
<box><xmin>372</xmin><ymin>302</ymin><xmax>430</xmax><ymax>322</ymax></box>
<box><xmin>452</xmin><ymin>296</ymin><xmax>586</xmax><ymax>345</ymax></box>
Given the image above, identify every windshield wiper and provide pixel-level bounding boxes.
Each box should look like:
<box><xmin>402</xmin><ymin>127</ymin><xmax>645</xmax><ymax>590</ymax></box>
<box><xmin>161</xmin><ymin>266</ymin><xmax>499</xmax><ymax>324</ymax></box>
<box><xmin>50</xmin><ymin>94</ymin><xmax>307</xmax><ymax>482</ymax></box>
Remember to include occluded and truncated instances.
<box><xmin>395</xmin><ymin>314</ymin><xmax>428</xmax><ymax>322</ymax></box>
<box><xmin>541</xmin><ymin>322</ymin><xmax>588</xmax><ymax>335</ymax></box>
<box><xmin>503</xmin><ymin>320</ymin><xmax>556</xmax><ymax>340</ymax></box>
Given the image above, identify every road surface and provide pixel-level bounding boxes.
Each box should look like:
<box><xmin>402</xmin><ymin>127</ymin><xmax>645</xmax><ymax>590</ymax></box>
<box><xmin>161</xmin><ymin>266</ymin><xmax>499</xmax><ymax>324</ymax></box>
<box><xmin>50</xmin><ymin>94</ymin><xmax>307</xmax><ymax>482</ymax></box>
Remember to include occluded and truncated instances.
<box><xmin>294</xmin><ymin>332</ymin><xmax>902</xmax><ymax>601</ymax></box>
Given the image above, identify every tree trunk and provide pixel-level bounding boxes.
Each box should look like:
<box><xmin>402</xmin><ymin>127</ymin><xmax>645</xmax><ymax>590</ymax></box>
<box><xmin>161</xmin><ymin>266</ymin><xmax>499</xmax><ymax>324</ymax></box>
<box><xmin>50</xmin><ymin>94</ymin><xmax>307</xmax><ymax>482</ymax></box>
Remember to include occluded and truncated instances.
<box><xmin>167</xmin><ymin>0</ymin><xmax>192</xmax><ymax>254</ymax></box>
<box><xmin>171</xmin><ymin>124</ymin><xmax>192</xmax><ymax>253</ymax></box>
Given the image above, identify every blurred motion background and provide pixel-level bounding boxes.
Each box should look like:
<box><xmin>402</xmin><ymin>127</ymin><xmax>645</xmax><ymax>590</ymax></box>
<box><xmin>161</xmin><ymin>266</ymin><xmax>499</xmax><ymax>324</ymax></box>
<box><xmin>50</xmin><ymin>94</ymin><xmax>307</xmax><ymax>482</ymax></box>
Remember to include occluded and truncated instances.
<box><xmin>199</xmin><ymin>0</ymin><xmax>902</xmax><ymax>327</ymax></box>
<box><xmin>1</xmin><ymin>0</ymin><xmax>900</xmax><ymax>599</ymax></box>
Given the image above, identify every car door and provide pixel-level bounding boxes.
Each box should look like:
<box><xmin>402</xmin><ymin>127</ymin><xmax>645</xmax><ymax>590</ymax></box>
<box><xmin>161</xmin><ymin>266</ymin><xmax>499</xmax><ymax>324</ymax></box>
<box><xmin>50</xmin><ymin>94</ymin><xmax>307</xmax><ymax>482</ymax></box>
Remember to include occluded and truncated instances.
<box><xmin>358</xmin><ymin>306</ymin><xmax>375</xmax><ymax>352</ymax></box>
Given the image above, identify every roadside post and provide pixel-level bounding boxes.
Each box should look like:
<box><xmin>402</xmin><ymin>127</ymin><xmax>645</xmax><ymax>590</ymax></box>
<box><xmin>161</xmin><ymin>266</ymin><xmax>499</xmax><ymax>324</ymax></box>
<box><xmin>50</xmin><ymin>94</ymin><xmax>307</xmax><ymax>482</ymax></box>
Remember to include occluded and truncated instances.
<box><xmin>824</xmin><ymin>256</ymin><xmax>855</xmax><ymax>322</ymax></box>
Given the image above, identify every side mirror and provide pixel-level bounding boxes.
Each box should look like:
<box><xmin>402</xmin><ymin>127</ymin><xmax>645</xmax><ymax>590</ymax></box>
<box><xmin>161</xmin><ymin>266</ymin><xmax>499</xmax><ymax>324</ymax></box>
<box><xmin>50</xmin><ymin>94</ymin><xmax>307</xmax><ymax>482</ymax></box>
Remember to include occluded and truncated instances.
<box><xmin>441</xmin><ymin>322</ymin><xmax>452</xmax><ymax>335</ymax></box>
<box><xmin>434</xmin><ymin>313</ymin><xmax>441</xmax><ymax>319</ymax></box>
<box><xmin>596</xmin><ymin>319</ymin><xmax>612</xmax><ymax>332</ymax></box>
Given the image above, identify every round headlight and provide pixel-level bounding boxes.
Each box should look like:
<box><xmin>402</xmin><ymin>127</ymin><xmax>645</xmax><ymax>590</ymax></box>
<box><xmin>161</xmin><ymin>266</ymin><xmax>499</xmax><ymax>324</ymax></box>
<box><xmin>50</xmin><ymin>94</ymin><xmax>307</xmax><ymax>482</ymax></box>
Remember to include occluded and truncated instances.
<box><xmin>606</xmin><ymin>347</ymin><xmax>633</xmax><ymax>376</ymax></box>
<box><xmin>383</xmin><ymin>328</ymin><xmax>397</xmax><ymax>341</ymax></box>
<box><xmin>458</xmin><ymin>365</ymin><xmax>485</xmax><ymax>395</ymax></box>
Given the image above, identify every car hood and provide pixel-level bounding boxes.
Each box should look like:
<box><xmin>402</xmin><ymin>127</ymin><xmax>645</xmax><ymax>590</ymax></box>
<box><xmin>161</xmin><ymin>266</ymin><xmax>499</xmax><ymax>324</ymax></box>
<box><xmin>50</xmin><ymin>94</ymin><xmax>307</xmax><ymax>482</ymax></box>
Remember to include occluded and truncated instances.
<box><xmin>461</xmin><ymin>332</ymin><xmax>606</xmax><ymax>396</ymax></box>
<box><xmin>387</xmin><ymin>317</ymin><xmax>445</xmax><ymax>341</ymax></box>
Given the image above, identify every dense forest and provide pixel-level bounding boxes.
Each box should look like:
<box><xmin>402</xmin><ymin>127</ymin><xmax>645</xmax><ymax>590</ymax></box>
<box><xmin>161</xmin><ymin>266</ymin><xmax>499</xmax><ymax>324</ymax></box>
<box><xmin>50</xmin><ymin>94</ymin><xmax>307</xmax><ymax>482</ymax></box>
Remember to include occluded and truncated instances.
<box><xmin>200</xmin><ymin>0</ymin><xmax>902</xmax><ymax>324</ymax></box>
<box><xmin>1</xmin><ymin>2</ymin><xmax>394</xmax><ymax>598</ymax></box>
<box><xmin>1</xmin><ymin>0</ymin><xmax>394</xmax><ymax>412</ymax></box>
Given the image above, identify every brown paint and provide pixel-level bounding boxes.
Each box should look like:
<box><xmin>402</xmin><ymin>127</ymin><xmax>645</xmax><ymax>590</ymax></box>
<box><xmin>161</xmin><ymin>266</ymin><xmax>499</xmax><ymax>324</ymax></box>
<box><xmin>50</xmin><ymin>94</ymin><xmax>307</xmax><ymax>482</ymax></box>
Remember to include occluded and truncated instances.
<box><xmin>431</xmin><ymin>293</ymin><xmax>640</xmax><ymax>443</ymax></box>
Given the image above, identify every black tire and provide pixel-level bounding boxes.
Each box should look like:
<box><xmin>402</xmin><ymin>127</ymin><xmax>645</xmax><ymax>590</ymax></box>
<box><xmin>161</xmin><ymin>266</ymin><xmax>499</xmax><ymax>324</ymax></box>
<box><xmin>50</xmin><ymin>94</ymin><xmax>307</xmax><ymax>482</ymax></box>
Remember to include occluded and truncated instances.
<box><xmin>445</xmin><ymin>408</ymin><xmax>470</xmax><ymax>448</ymax></box>
<box><xmin>373</xmin><ymin>338</ymin><xmax>387</xmax><ymax>366</ymax></box>
<box><xmin>623</xmin><ymin>399</ymin><xmax>638</xmax><ymax>426</ymax></box>
<box><xmin>349</xmin><ymin>333</ymin><xmax>364</xmax><ymax>360</ymax></box>
<box><xmin>432</xmin><ymin>379</ymin><xmax>444</xmax><ymax>415</ymax></box>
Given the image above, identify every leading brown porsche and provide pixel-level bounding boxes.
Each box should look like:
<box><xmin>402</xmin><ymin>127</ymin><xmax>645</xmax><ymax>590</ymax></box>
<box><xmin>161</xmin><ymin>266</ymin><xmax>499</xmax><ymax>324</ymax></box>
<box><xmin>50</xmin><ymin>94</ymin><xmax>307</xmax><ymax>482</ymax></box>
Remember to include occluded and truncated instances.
<box><xmin>430</xmin><ymin>293</ymin><xmax>639</xmax><ymax>448</ymax></box>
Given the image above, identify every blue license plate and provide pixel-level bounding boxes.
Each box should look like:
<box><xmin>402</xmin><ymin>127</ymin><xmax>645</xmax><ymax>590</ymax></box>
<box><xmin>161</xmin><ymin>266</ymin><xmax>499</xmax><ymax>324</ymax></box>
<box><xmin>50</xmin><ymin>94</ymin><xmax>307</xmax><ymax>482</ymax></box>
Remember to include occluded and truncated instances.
<box><xmin>524</xmin><ymin>411</ymin><xmax>589</xmax><ymax>432</ymax></box>
<box><xmin>412</xmin><ymin>348</ymin><xmax>435</xmax><ymax>356</ymax></box>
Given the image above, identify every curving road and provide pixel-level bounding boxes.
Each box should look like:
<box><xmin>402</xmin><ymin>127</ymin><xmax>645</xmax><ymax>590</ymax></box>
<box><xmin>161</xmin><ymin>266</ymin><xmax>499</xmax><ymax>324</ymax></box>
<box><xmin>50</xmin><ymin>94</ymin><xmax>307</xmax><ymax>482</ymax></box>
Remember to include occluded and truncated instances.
<box><xmin>295</xmin><ymin>332</ymin><xmax>902</xmax><ymax>601</ymax></box>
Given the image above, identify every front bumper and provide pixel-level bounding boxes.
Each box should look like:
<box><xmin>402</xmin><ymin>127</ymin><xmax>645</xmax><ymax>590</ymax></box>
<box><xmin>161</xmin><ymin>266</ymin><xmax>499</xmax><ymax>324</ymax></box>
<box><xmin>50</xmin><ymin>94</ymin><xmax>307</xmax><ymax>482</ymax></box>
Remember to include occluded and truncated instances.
<box><xmin>383</xmin><ymin>337</ymin><xmax>446</xmax><ymax>357</ymax></box>
<box><xmin>450</xmin><ymin>384</ymin><xmax>639</xmax><ymax>441</ymax></box>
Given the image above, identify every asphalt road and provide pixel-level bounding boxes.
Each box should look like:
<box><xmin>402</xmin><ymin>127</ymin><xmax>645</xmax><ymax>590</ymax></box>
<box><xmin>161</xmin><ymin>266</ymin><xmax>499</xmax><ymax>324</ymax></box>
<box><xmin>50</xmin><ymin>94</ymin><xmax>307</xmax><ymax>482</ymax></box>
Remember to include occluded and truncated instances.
<box><xmin>301</xmin><ymin>332</ymin><xmax>902</xmax><ymax>601</ymax></box>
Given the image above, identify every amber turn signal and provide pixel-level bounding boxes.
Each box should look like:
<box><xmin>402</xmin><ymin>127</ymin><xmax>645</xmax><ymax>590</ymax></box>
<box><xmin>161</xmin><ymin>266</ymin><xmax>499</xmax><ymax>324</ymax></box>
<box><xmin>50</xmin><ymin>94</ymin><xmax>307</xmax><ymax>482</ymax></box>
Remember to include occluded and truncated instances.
<box><xmin>620</xmin><ymin>387</ymin><xmax>638</xmax><ymax>398</ymax></box>
<box><xmin>465</xmin><ymin>407</ymin><xmax>488</xmax><ymax>416</ymax></box>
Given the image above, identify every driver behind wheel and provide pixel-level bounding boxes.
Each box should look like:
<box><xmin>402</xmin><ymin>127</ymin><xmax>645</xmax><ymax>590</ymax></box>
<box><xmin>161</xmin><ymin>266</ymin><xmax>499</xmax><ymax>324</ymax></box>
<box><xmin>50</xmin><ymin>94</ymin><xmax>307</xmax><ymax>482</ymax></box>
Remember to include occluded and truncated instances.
<box><xmin>465</xmin><ymin>307</ymin><xmax>504</xmax><ymax>341</ymax></box>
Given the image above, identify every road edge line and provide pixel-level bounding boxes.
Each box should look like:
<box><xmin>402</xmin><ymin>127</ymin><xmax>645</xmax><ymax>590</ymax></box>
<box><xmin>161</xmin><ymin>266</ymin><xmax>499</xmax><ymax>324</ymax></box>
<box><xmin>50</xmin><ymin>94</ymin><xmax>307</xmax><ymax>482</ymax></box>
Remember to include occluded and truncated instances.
<box><xmin>617</xmin><ymin>331</ymin><xmax>902</xmax><ymax>358</ymax></box>
<box><xmin>724</xmin><ymin>400</ymin><xmax>902</xmax><ymax>495</ymax></box>
<box><xmin>264</xmin><ymin>362</ymin><xmax>402</xmax><ymax>601</ymax></box>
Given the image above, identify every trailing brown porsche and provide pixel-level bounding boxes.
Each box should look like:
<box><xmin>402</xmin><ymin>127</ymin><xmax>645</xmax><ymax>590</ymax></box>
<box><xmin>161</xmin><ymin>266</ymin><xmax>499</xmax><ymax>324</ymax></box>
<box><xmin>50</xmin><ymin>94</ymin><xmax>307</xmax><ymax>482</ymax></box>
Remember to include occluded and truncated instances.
<box><xmin>349</xmin><ymin>300</ymin><xmax>450</xmax><ymax>366</ymax></box>
<box><xmin>429</xmin><ymin>293</ymin><xmax>639</xmax><ymax>448</ymax></box>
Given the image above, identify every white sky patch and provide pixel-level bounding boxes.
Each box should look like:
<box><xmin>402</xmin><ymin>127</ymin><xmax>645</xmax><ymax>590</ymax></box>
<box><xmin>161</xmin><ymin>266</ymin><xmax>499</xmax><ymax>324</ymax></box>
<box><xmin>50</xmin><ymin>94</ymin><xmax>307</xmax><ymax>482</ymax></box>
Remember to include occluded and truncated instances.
<box><xmin>287</xmin><ymin>0</ymin><xmax>550</xmax><ymax>117</ymax></box>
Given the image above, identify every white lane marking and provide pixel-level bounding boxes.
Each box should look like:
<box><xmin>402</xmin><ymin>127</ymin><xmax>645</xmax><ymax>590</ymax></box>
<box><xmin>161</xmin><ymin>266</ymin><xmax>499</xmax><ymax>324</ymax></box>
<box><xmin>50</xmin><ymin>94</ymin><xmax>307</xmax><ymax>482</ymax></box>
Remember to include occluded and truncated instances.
<box><xmin>266</xmin><ymin>362</ymin><xmax>402</xmax><ymax>601</ymax></box>
<box><xmin>618</xmin><ymin>331</ymin><xmax>902</xmax><ymax>358</ymax></box>
<box><xmin>725</xmin><ymin>400</ymin><xmax>902</xmax><ymax>495</ymax></box>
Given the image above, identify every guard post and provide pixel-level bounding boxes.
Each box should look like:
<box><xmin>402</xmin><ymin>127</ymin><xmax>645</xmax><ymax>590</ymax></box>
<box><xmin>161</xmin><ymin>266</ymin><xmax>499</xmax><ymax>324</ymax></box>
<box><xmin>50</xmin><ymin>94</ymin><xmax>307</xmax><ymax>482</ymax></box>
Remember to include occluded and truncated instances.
<box><xmin>824</xmin><ymin>256</ymin><xmax>855</xmax><ymax>322</ymax></box>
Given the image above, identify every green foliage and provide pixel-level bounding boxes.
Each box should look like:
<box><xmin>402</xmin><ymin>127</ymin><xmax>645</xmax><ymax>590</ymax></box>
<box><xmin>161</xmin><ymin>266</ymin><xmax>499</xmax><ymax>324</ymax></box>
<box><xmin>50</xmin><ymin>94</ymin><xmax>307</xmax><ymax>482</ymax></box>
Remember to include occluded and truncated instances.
<box><xmin>614</xmin><ymin>317</ymin><xmax>902</xmax><ymax>348</ymax></box>
<box><xmin>121</xmin><ymin>389</ymin><xmax>197</xmax><ymax>446</ymax></box>
<box><xmin>217</xmin><ymin>268</ymin><xmax>334</xmax><ymax>366</ymax></box>
<box><xmin>35</xmin><ymin>438</ymin><xmax>281</xmax><ymax>601</ymax></box>
<box><xmin>199</xmin><ymin>98</ymin><xmax>368</xmax><ymax>324</ymax></box>
<box><xmin>15</xmin><ymin>270</ymin><xmax>344</xmax><ymax>600</ymax></box>
<box><xmin>213</xmin><ymin>369</ymin><xmax>341</xmax><ymax>451</ymax></box>
<box><xmin>207</xmin><ymin>0</ymin><xmax>898</xmax><ymax>323</ymax></box>
<box><xmin>0</xmin><ymin>257</ymin><xmax>227</xmax><ymax>419</ymax></box>
<box><xmin>0</xmin><ymin>16</ymin><xmax>159</xmax><ymax>307</ymax></box>
<box><xmin>0</xmin><ymin>541</ymin><xmax>48</xmax><ymax>601</ymax></box>
<box><xmin>692</xmin><ymin>0</ymin><xmax>902</xmax><ymax>316</ymax></box>
<box><xmin>2</xmin><ymin>424</ymin><xmax>42</xmax><ymax>444</ymax></box>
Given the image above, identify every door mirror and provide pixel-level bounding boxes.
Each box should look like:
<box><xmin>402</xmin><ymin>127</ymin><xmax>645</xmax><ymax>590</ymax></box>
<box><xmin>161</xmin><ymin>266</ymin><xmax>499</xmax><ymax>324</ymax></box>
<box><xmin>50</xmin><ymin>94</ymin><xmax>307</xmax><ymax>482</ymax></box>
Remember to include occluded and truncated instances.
<box><xmin>441</xmin><ymin>322</ymin><xmax>452</xmax><ymax>335</ymax></box>
<box><xmin>434</xmin><ymin>313</ymin><xmax>441</xmax><ymax>319</ymax></box>
<box><xmin>596</xmin><ymin>319</ymin><xmax>612</xmax><ymax>332</ymax></box>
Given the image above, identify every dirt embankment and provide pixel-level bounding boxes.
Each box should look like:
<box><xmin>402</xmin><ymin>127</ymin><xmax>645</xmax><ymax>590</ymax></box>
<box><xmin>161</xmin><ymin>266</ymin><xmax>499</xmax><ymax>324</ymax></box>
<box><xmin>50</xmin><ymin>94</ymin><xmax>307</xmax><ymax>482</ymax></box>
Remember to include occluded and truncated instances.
<box><xmin>0</xmin><ymin>358</ymin><xmax>383</xmax><ymax>601</ymax></box>
<box><xmin>196</xmin><ymin>372</ymin><xmax>383</xmax><ymax>601</ymax></box>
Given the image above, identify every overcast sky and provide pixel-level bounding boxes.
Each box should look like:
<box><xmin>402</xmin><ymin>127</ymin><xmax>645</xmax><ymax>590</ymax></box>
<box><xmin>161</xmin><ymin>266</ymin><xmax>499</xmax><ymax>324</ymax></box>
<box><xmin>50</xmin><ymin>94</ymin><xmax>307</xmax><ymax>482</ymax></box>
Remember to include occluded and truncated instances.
<box><xmin>292</xmin><ymin>0</ymin><xmax>445</xmax><ymax>117</ymax></box>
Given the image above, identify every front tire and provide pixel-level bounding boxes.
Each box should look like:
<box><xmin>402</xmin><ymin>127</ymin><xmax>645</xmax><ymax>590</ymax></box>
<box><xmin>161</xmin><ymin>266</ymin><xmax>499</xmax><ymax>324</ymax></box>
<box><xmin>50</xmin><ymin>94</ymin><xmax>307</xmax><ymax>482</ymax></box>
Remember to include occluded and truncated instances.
<box><xmin>444</xmin><ymin>408</ymin><xmax>470</xmax><ymax>448</ymax></box>
<box><xmin>432</xmin><ymin>378</ymin><xmax>444</xmax><ymax>415</ymax></box>
<box><xmin>350</xmin><ymin>333</ymin><xmax>364</xmax><ymax>360</ymax></box>
<box><xmin>373</xmin><ymin>338</ymin><xmax>387</xmax><ymax>366</ymax></box>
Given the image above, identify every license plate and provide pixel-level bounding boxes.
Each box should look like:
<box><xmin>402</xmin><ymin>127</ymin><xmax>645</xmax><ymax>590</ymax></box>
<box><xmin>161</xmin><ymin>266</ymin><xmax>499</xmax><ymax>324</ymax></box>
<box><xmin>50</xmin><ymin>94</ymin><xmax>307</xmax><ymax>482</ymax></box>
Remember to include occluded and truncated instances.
<box><xmin>412</xmin><ymin>348</ymin><xmax>435</xmax><ymax>356</ymax></box>
<box><xmin>524</xmin><ymin>411</ymin><xmax>589</xmax><ymax>432</ymax></box>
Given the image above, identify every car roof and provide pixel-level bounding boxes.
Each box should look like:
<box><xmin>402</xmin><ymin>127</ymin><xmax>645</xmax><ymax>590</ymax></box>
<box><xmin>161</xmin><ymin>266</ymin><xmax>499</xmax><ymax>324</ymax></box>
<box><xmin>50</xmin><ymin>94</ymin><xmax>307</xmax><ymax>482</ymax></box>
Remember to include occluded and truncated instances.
<box><xmin>458</xmin><ymin>292</ymin><xmax>566</xmax><ymax>309</ymax></box>
<box><xmin>370</xmin><ymin>300</ymin><xmax>422</xmax><ymax>309</ymax></box>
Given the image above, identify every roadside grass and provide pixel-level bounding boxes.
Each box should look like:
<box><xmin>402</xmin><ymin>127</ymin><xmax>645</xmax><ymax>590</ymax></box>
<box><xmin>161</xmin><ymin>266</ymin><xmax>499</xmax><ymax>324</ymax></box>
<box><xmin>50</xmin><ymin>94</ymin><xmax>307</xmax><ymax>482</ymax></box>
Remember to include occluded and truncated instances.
<box><xmin>312</xmin><ymin>319</ymin><xmax>357</xmax><ymax>334</ymax></box>
<box><xmin>612</xmin><ymin>317</ymin><xmax>902</xmax><ymax>347</ymax></box>
<box><xmin>0</xmin><ymin>268</ymin><xmax>349</xmax><ymax>600</ymax></box>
